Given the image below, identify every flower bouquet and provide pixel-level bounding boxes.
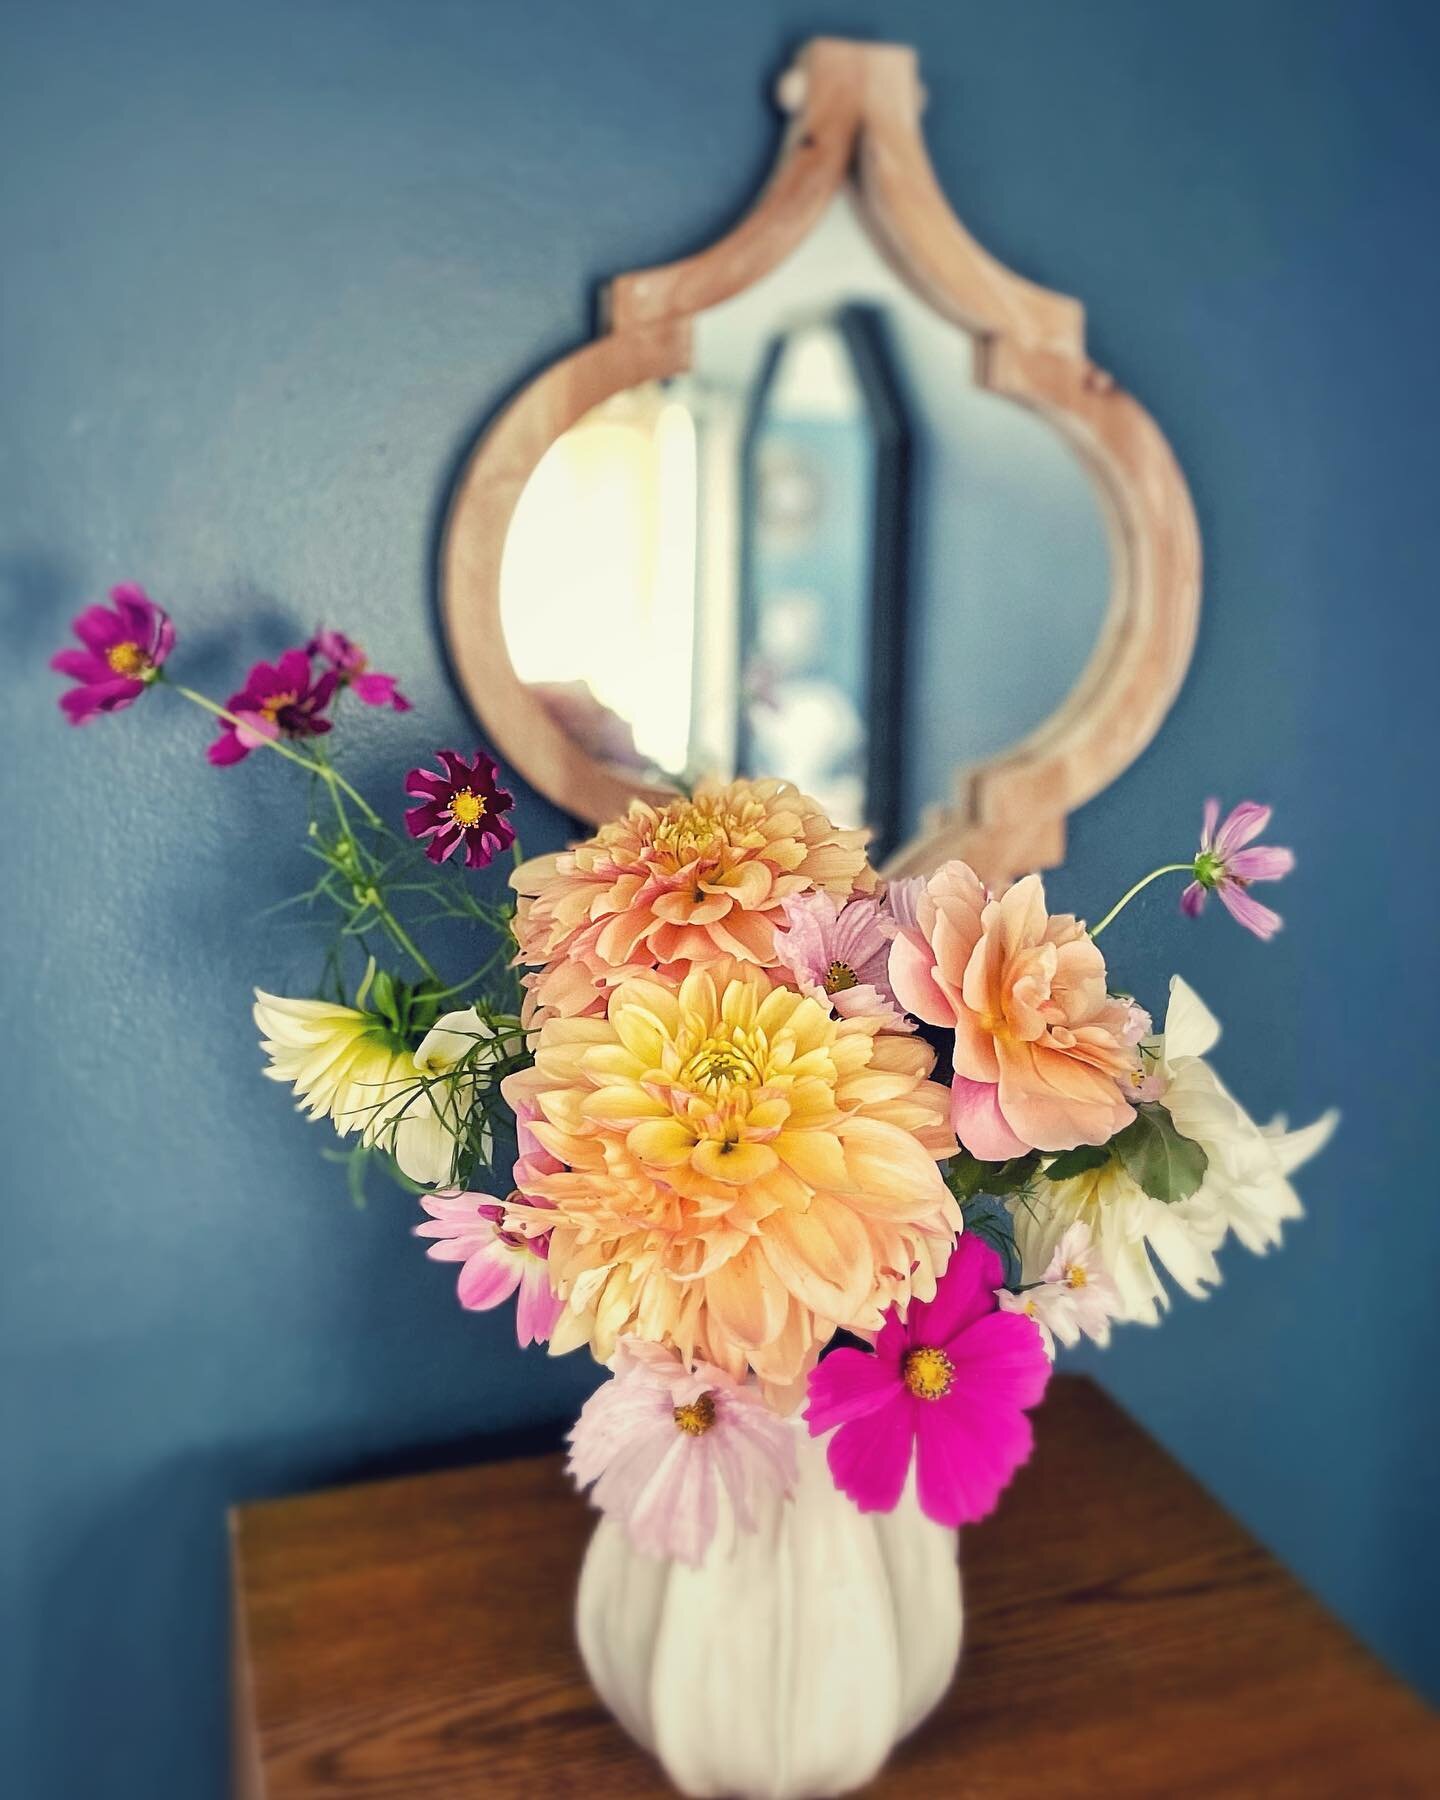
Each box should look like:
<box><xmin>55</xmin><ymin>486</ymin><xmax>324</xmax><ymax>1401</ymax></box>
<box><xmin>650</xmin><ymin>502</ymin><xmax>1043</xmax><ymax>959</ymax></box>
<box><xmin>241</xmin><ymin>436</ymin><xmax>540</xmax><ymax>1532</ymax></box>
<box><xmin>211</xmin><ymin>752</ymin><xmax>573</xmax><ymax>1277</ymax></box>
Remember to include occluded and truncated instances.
<box><xmin>55</xmin><ymin>588</ymin><xmax>1335</xmax><ymax>1799</ymax></box>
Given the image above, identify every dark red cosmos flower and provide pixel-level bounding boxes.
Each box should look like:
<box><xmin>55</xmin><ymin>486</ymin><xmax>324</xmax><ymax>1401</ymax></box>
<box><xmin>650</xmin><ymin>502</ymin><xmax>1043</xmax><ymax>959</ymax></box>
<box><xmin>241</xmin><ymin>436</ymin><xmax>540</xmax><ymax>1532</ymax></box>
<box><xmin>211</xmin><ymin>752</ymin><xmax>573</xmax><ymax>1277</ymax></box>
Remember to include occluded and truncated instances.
<box><xmin>307</xmin><ymin>628</ymin><xmax>412</xmax><ymax>712</ymax></box>
<box><xmin>404</xmin><ymin>749</ymin><xmax>516</xmax><ymax>869</ymax></box>
<box><xmin>207</xmin><ymin>649</ymin><xmax>338</xmax><ymax>766</ymax></box>
<box><xmin>51</xmin><ymin>585</ymin><xmax>175</xmax><ymax>724</ymax></box>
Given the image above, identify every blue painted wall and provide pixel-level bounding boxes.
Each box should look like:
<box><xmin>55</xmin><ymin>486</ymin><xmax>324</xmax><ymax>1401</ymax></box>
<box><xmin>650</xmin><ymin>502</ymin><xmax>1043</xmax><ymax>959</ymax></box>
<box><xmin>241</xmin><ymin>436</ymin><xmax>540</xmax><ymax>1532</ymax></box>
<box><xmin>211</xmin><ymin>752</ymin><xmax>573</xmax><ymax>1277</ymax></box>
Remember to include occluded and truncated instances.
<box><xmin>3</xmin><ymin>2</ymin><xmax>1437</xmax><ymax>1794</ymax></box>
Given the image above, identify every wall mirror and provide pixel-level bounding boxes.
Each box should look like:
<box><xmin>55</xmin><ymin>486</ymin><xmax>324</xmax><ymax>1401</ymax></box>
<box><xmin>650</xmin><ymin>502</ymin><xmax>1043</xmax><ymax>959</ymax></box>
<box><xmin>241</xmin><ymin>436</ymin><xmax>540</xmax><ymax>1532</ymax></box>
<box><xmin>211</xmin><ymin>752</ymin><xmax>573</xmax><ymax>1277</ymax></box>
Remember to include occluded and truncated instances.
<box><xmin>441</xmin><ymin>36</ymin><xmax>1200</xmax><ymax>880</ymax></box>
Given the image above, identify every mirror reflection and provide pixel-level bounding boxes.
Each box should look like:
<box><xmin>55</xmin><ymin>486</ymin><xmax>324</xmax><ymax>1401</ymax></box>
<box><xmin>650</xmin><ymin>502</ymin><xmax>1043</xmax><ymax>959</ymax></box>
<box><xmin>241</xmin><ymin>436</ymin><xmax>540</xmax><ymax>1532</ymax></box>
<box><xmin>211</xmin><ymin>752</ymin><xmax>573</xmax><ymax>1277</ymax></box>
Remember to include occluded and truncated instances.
<box><xmin>499</xmin><ymin>194</ymin><xmax>1110</xmax><ymax>856</ymax></box>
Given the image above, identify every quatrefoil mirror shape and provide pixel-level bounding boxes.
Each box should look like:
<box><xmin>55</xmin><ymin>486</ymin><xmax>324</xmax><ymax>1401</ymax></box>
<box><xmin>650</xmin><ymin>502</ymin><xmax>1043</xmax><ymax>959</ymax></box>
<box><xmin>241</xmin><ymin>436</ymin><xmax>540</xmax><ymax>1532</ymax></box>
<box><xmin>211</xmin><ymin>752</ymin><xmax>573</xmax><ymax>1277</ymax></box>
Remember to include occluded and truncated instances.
<box><xmin>440</xmin><ymin>36</ymin><xmax>1200</xmax><ymax>882</ymax></box>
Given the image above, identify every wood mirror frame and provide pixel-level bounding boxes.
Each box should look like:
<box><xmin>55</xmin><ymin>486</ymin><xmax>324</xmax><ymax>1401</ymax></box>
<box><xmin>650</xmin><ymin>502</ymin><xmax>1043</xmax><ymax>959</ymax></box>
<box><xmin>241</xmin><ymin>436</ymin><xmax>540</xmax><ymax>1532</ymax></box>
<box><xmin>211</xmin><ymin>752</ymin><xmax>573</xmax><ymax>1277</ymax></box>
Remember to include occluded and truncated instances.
<box><xmin>440</xmin><ymin>35</ymin><xmax>1200</xmax><ymax>884</ymax></box>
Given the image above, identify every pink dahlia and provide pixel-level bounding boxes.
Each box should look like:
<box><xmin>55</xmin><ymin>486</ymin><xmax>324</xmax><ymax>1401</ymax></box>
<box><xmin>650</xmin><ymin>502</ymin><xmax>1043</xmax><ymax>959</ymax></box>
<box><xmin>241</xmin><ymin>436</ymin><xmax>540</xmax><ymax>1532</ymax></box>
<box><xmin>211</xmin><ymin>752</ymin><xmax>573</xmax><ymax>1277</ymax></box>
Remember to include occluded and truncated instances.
<box><xmin>307</xmin><ymin>628</ymin><xmax>411</xmax><ymax>712</ymax></box>
<box><xmin>568</xmin><ymin>1339</ymin><xmax>798</xmax><ymax>1565</ymax></box>
<box><xmin>804</xmin><ymin>1233</ymin><xmax>1051</xmax><ymax>1528</ymax></box>
<box><xmin>207</xmin><ymin>648</ymin><xmax>337</xmax><ymax>765</ymax></box>
<box><xmin>773</xmin><ymin>891</ymin><xmax>912</xmax><ymax>1029</ymax></box>
<box><xmin>414</xmin><ymin>1189</ymin><xmax>562</xmax><ymax>1347</ymax></box>
<box><xmin>51</xmin><ymin>584</ymin><xmax>174</xmax><ymax>724</ymax></box>
<box><xmin>1181</xmin><ymin>798</ymin><xmax>1294</xmax><ymax>940</ymax></box>
<box><xmin>404</xmin><ymin>749</ymin><xmax>516</xmax><ymax>870</ymax></box>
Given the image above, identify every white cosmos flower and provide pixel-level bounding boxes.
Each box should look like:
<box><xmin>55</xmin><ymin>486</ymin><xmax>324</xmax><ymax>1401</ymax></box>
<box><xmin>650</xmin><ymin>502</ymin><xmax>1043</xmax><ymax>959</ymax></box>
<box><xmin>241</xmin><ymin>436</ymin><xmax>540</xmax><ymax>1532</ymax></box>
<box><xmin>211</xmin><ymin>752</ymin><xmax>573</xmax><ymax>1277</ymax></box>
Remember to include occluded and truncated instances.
<box><xmin>1012</xmin><ymin>976</ymin><xmax>1336</xmax><ymax>1326</ymax></box>
<box><xmin>387</xmin><ymin>1008</ymin><xmax>500</xmax><ymax>1186</ymax></box>
<box><xmin>254</xmin><ymin>995</ymin><xmax>500</xmax><ymax>1186</ymax></box>
<box><xmin>1153</xmin><ymin>977</ymin><xmax>1338</xmax><ymax>1257</ymax></box>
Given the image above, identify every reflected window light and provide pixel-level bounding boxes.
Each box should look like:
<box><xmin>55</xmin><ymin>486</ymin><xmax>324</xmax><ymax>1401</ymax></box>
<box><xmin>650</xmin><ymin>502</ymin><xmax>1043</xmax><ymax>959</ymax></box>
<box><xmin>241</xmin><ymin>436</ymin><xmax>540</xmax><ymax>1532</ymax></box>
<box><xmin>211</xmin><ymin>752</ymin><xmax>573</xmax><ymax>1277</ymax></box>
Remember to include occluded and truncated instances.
<box><xmin>501</xmin><ymin>389</ymin><xmax>698</xmax><ymax>777</ymax></box>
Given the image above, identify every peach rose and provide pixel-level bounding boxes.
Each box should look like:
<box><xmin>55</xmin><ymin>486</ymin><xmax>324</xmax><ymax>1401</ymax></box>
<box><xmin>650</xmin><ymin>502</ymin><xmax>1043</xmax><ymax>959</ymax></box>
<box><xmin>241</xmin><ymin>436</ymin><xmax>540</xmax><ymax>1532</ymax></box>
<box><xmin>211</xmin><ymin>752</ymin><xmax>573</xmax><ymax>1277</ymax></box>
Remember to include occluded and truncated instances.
<box><xmin>889</xmin><ymin>862</ymin><xmax>1140</xmax><ymax>1158</ymax></box>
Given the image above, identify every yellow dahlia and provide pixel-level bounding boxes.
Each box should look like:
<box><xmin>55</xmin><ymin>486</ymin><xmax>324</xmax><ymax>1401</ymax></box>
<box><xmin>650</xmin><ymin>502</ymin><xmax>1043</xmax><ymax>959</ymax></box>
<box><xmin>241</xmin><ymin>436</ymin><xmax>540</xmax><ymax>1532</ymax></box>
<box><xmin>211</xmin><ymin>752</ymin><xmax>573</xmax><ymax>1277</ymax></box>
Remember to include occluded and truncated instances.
<box><xmin>502</xmin><ymin>963</ymin><xmax>959</xmax><ymax>1400</ymax></box>
<box><xmin>511</xmin><ymin>778</ymin><xmax>876</xmax><ymax>1023</ymax></box>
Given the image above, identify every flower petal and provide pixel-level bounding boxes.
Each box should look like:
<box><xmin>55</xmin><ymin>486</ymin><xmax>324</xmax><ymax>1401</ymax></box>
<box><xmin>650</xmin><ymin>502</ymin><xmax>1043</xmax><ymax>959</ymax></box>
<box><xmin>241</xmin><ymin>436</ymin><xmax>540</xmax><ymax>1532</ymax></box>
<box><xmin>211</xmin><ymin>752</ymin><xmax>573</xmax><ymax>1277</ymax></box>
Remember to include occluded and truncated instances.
<box><xmin>950</xmin><ymin>1075</ymin><xmax>1030</xmax><ymax>1159</ymax></box>
<box><xmin>1214</xmin><ymin>800</ymin><xmax>1272</xmax><ymax>856</ymax></box>
<box><xmin>1218</xmin><ymin>883</ymin><xmax>1283</xmax><ymax>939</ymax></box>
<box><xmin>823</xmin><ymin>1396</ymin><xmax>915</xmax><ymax>1513</ymax></box>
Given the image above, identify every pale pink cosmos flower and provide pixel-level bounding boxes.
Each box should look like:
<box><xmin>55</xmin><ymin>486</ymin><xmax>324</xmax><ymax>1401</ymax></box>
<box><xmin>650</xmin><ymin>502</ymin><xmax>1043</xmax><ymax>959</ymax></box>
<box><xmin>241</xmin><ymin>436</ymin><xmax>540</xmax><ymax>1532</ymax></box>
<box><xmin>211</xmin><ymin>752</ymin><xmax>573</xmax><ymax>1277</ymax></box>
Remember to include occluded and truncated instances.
<box><xmin>773</xmin><ymin>891</ymin><xmax>912</xmax><ymax>1029</ymax></box>
<box><xmin>995</xmin><ymin>1288</ymin><xmax>1056</xmax><ymax>1358</ymax></box>
<box><xmin>414</xmin><ymin>1189</ymin><xmax>563</xmax><ymax>1348</ymax></box>
<box><xmin>512</xmin><ymin>1098</ymin><xmax>564</xmax><ymax>1196</ymax></box>
<box><xmin>568</xmin><ymin>1339</ymin><xmax>799</xmax><ymax>1566</ymax></box>
<box><xmin>999</xmin><ymin>1221</ymin><xmax>1124</xmax><ymax>1352</ymax></box>
<box><xmin>1180</xmin><ymin>799</ymin><xmax>1294</xmax><ymax>940</ymax></box>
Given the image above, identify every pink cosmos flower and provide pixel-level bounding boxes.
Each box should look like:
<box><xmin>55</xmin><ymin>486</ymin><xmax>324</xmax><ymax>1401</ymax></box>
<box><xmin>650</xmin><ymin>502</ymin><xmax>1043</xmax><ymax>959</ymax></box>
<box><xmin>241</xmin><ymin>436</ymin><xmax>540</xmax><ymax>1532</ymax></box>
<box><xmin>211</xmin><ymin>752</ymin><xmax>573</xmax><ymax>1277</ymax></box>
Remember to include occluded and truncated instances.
<box><xmin>890</xmin><ymin>862</ymin><xmax>1139</xmax><ymax>1159</ymax></box>
<box><xmin>804</xmin><ymin>1233</ymin><xmax>1051</xmax><ymax>1528</ymax></box>
<box><xmin>51</xmin><ymin>584</ymin><xmax>174</xmax><ymax>723</ymax></box>
<box><xmin>207</xmin><ymin>648</ymin><xmax>337</xmax><ymax>765</ymax></box>
<box><xmin>414</xmin><ymin>1189</ymin><xmax>563</xmax><ymax>1347</ymax></box>
<box><xmin>1180</xmin><ymin>799</ymin><xmax>1294</xmax><ymax>940</ymax></box>
<box><xmin>882</xmin><ymin>874</ymin><xmax>928</xmax><ymax>935</ymax></box>
<box><xmin>404</xmin><ymin>749</ymin><xmax>516</xmax><ymax>870</ymax></box>
<box><xmin>568</xmin><ymin>1339</ymin><xmax>798</xmax><ymax>1565</ymax></box>
<box><xmin>773</xmin><ymin>891</ymin><xmax>912</xmax><ymax>1029</ymax></box>
<box><xmin>307</xmin><ymin>628</ymin><xmax>412</xmax><ymax>712</ymax></box>
<box><xmin>512</xmin><ymin>1098</ymin><xmax>564</xmax><ymax>1196</ymax></box>
<box><xmin>998</xmin><ymin>1221</ymin><xmax>1124</xmax><ymax>1354</ymax></box>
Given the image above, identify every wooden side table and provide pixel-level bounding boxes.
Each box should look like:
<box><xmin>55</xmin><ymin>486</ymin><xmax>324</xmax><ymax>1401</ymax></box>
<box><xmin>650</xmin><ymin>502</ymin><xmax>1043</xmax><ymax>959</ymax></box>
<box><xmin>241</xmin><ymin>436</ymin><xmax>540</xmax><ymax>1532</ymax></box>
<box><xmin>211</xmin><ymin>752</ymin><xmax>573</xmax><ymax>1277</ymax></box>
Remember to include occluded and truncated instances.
<box><xmin>230</xmin><ymin>1375</ymin><xmax>1438</xmax><ymax>1797</ymax></box>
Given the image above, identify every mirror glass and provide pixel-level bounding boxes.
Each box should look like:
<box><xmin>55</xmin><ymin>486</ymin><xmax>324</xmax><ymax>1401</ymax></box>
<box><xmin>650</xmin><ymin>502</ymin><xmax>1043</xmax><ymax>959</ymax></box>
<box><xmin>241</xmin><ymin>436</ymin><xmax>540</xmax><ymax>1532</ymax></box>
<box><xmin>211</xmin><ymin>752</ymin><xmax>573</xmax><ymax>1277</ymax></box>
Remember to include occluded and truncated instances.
<box><xmin>499</xmin><ymin>194</ymin><xmax>1110</xmax><ymax>856</ymax></box>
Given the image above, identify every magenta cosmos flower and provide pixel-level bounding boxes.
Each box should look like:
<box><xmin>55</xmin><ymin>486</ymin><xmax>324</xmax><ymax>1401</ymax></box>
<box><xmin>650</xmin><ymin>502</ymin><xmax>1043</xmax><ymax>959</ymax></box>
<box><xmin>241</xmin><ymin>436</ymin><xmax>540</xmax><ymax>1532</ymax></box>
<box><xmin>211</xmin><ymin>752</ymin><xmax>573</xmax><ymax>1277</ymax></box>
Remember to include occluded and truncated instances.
<box><xmin>307</xmin><ymin>628</ymin><xmax>411</xmax><ymax>712</ymax></box>
<box><xmin>1180</xmin><ymin>798</ymin><xmax>1294</xmax><ymax>940</ymax></box>
<box><xmin>404</xmin><ymin>749</ymin><xmax>516</xmax><ymax>869</ymax></box>
<box><xmin>414</xmin><ymin>1189</ymin><xmax>563</xmax><ymax>1348</ymax></box>
<box><xmin>51</xmin><ymin>584</ymin><xmax>174</xmax><ymax>724</ymax></box>
<box><xmin>568</xmin><ymin>1339</ymin><xmax>798</xmax><ymax>1565</ymax></box>
<box><xmin>207</xmin><ymin>648</ymin><xmax>337</xmax><ymax>765</ymax></box>
<box><xmin>773</xmin><ymin>891</ymin><xmax>912</xmax><ymax>1030</ymax></box>
<box><xmin>804</xmin><ymin>1234</ymin><xmax>1051</xmax><ymax>1528</ymax></box>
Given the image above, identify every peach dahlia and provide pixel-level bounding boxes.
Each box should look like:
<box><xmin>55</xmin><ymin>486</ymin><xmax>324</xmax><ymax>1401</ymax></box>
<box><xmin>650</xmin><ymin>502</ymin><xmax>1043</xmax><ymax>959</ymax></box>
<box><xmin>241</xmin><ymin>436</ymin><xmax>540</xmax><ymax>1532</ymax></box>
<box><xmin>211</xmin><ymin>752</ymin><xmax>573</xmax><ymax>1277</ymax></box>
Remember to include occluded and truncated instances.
<box><xmin>502</xmin><ymin>962</ymin><xmax>959</xmax><ymax>1401</ymax></box>
<box><xmin>510</xmin><ymin>778</ymin><xmax>876</xmax><ymax>1023</ymax></box>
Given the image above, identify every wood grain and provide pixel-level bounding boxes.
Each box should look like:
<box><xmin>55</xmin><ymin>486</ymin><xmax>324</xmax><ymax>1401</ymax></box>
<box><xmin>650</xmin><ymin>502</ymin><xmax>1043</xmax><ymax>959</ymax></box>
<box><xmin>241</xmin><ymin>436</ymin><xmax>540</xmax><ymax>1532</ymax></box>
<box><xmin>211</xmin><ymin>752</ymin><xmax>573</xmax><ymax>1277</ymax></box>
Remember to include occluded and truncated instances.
<box><xmin>439</xmin><ymin>37</ymin><xmax>1202</xmax><ymax>886</ymax></box>
<box><xmin>231</xmin><ymin>1377</ymin><xmax>1438</xmax><ymax>1798</ymax></box>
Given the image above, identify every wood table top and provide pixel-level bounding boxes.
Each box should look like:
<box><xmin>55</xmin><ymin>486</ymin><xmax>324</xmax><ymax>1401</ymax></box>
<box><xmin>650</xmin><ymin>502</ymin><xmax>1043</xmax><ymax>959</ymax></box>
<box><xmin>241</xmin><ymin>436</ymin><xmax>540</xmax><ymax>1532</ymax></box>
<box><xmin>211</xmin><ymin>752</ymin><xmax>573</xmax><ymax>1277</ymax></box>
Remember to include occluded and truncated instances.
<box><xmin>230</xmin><ymin>1374</ymin><xmax>1437</xmax><ymax>1798</ymax></box>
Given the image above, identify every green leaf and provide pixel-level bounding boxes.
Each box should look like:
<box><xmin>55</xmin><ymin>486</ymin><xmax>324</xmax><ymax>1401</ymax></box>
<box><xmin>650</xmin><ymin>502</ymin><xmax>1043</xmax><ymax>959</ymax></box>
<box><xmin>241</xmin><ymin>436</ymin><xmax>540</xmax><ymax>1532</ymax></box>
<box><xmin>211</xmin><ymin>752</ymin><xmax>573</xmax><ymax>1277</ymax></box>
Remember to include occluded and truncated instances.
<box><xmin>945</xmin><ymin>1152</ymin><xmax>990</xmax><ymax>1202</ymax></box>
<box><xmin>1111</xmin><ymin>1104</ymin><xmax>1208</xmax><ymax>1204</ymax></box>
<box><xmin>1044</xmin><ymin>1143</ymin><xmax>1112</xmax><ymax>1182</ymax></box>
<box><xmin>370</xmin><ymin>967</ymin><xmax>400</xmax><ymax>1029</ymax></box>
<box><xmin>945</xmin><ymin>1151</ymin><xmax>1039</xmax><ymax>1202</ymax></box>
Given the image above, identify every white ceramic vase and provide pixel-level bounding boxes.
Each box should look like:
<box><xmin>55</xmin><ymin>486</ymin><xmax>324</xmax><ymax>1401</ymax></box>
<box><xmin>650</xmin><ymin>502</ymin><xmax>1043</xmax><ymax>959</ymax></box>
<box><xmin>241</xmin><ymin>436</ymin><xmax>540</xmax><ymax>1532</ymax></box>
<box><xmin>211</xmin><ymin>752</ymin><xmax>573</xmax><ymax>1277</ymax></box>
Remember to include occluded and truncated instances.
<box><xmin>575</xmin><ymin>1430</ymin><xmax>962</xmax><ymax>1799</ymax></box>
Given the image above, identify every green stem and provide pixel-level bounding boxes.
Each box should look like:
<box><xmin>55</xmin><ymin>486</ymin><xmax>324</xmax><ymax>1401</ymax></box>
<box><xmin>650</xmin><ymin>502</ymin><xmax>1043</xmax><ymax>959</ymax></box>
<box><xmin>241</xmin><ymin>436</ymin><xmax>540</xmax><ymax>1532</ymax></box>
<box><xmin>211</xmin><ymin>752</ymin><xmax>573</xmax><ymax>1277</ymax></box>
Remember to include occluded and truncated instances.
<box><xmin>168</xmin><ymin>681</ymin><xmax>384</xmax><ymax>828</ymax></box>
<box><xmin>317</xmin><ymin>757</ymin><xmax>441</xmax><ymax>986</ymax></box>
<box><xmin>1089</xmin><ymin>863</ymin><xmax>1194</xmax><ymax>938</ymax></box>
<box><xmin>168</xmin><ymin>678</ymin><xmax>440</xmax><ymax>983</ymax></box>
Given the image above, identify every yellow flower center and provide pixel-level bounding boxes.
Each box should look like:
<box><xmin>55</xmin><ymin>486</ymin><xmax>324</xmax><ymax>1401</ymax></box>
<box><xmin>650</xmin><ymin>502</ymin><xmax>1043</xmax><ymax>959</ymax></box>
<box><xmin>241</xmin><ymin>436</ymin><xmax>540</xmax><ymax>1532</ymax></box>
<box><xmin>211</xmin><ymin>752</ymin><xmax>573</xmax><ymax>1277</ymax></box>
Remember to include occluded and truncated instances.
<box><xmin>1064</xmin><ymin>1264</ymin><xmax>1088</xmax><ymax>1289</ymax></box>
<box><xmin>105</xmin><ymin>641</ymin><xmax>151</xmax><ymax>678</ymax></box>
<box><xmin>448</xmin><ymin>788</ymin><xmax>487</xmax><ymax>828</ymax></box>
<box><xmin>824</xmin><ymin>959</ymin><xmax>858</xmax><ymax>995</ymax></box>
<box><xmin>903</xmin><ymin>1345</ymin><xmax>955</xmax><ymax>1401</ymax></box>
<box><xmin>649</xmin><ymin>801</ymin><xmax>729</xmax><ymax>869</ymax></box>
<box><xmin>683</xmin><ymin>1035</ymin><xmax>762</xmax><ymax>1094</ymax></box>
<box><xmin>673</xmin><ymin>1392</ymin><xmax>717</xmax><ymax>1436</ymax></box>
<box><xmin>259</xmin><ymin>691</ymin><xmax>297</xmax><ymax>725</ymax></box>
